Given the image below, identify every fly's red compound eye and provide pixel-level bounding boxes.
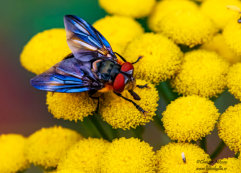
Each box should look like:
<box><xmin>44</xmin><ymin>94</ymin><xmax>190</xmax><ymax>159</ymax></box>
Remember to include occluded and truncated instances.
<box><xmin>121</xmin><ymin>62</ymin><xmax>134</xmax><ymax>74</ymax></box>
<box><xmin>113</xmin><ymin>73</ymin><xmax>125</xmax><ymax>93</ymax></box>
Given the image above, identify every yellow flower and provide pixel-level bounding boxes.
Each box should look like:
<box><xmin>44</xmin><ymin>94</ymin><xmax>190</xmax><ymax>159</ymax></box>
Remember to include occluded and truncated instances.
<box><xmin>123</xmin><ymin>33</ymin><xmax>183</xmax><ymax>84</ymax></box>
<box><xmin>218</xmin><ymin>104</ymin><xmax>241</xmax><ymax>153</ymax></box>
<box><xmin>202</xmin><ymin>34</ymin><xmax>241</xmax><ymax>64</ymax></box>
<box><xmin>46</xmin><ymin>92</ymin><xmax>97</xmax><ymax>121</ymax></box>
<box><xmin>172</xmin><ymin>50</ymin><xmax>229</xmax><ymax>98</ymax></box>
<box><xmin>93</xmin><ymin>15</ymin><xmax>144</xmax><ymax>54</ymax></box>
<box><xmin>208</xmin><ymin>158</ymin><xmax>241</xmax><ymax>173</ymax></box>
<box><xmin>148</xmin><ymin>0</ymin><xmax>217</xmax><ymax>47</ymax></box>
<box><xmin>98</xmin><ymin>0</ymin><xmax>156</xmax><ymax>18</ymax></box>
<box><xmin>100</xmin><ymin>137</ymin><xmax>156</xmax><ymax>173</ymax></box>
<box><xmin>25</xmin><ymin>126</ymin><xmax>81</xmax><ymax>168</ymax></box>
<box><xmin>20</xmin><ymin>29</ymin><xmax>71</xmax><ymax>74</ymax></box>
<box><xmin>223</xmin><ymin>20</ymin><xmax>241</xmax><ymax>56</ymax></box>
<box><xmin>201</xmin><ymin>0</ymin><xmax>241</xmax><ymax>29</ymax></box>
<box><xmin>162</xmin><ymin>95</ymin><xmax>219</xmax><ymax>142</ymax></box>
<box><xmin>227</xmin><ymin>63</ymin><xmax>241</xmax><ymax>101</ymax></box>
<box><xmin>156</xmin><ymin>142</ymin><xmax>211</xmax><ymax>173</ymax></box>
<box><xmin>149</xmin><ymin>0</ymin><xmax>198</xmax><ymax>32</ymax></box>
<box><xmin>58</xmin><ymin>138</ymin><xmax>109</xmax><ymax>173</ymax></box>
<box><xmin>0</xmin><ymin>134</ymin><xmax>29</xmax><ymax>173</ymax></box>
<box><xmin>100</xmin><ymin>80</ymin><xmax>159</xmax><ymax>129</ymax></box>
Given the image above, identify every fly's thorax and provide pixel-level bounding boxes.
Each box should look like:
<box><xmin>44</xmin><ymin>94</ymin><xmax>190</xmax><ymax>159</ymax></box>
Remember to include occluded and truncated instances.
<box><xmin>92</xmin><ymin>59</ymin><xmax>121</xmax><ymax>82</ymax></box>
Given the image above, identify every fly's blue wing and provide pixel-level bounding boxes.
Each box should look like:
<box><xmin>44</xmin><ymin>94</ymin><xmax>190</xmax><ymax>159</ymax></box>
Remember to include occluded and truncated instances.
<box><xmin>64</xmin><ymin>15</ymin><xmax>117</xmax><ymax>62</ymax></box>
<box><xmin>30</xmin><ymin>56</ymin><xmax>103</xmax><ymax>93</ymax></box>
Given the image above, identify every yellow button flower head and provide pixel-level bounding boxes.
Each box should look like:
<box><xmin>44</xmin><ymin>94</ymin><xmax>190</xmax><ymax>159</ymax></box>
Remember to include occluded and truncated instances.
<box><xmin>162</xmin><ymin>95</ymin><xmax>219</xmax><ymax>142</ymax></box>
<box><xmin>223</xmin><ymin>20</ymin><xmax>241</xmax><ymax>56</ymax></box>
<box><xmin>93</xmin><ymin>15</ymin><xmax>144</xmax><ymax>54</ymax></box>
<box><xmin>227</xmin><ymin>63</ymin><xmax>241</xmax><ymax>101</ymax></box>
<box><xmin>156</xmin><ymin>142</ymin><xmax>211</xmax><ymax>173</ymax></box>
<box><xmin>98</xmin><ymin>0</ymin><xmax>156</xmax><ymax>18</ymax></box>
<box><xmin>0</xmin><ymin>134</ymin><xmax>29</xmax><ymax>173</ymax></box>
<box><xmin>172</xmin><ymin>50</ymin><xmax>229</xmax><ymax>98</ymax></box>
<box><xmin>100</xmin><ymin>137</ymin><xmax>156</xmax><ymax>173</ymax></box>
<box><xmin>25</xmin><ymin>126</ymin><xmax>81</xmax><ymax>168</ymax></box>
<box><xmin>202</xmin><ymin>34</ymin><xmax>241</xmax><ymax>64</ymax></box>
<box><xmin>46</xmin><ymin>92</ymin><xmax>97</xmax><ymax>121</ymax></box>
<box><xmin>218</xmin><ymin>104</ymin><xmax>241</xmax><ymax>153</ymax></box>
<box><xmin>201</xmin><ymin>0</ymin><xmax>241</xmax><ymax>29</ymax></box>
<box><xmin>100</xmin><ymin>80</ymin><xmax>159</xmax><ymax>129</ymax></box>
<box><xmin>58</xmin><ymin>138</ymin><xmax>109</xmax><ymax>173</ymax></box>
<box><xmin>123</xmin><ymin>33</ymin><xmax>183</xmax><ymax>84</ymax></box>
<box><xmin>20</xmin><ymin>29</ymin><xmax>71</xmax><ymax>74</ymax></box>
<box><xmin>148</xmin><ymin>0</ymin><xmax>217</xmax><ymax>47</ymax></box>
<box><xmin>209</xmin><ymin>158</ymin><xmax>241</xmax><ymax>173</ymax></box>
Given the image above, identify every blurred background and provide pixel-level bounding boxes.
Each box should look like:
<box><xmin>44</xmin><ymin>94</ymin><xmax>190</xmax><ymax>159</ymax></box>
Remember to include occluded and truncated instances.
<box><xmin>0</xmin><ymin>0</ymin><xmax>107</xmax><ymax>136</ymax></box>
<box><xmin>0</xmin><ymin>1</ymin><xmax>239</xmax><ymax>172</ymax></box>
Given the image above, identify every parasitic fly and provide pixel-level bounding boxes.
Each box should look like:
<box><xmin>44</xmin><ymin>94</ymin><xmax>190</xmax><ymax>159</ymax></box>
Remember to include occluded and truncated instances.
<box><xmin>31</xmin><ymin>15</ymin><xmax>148</xmax><ymax>114</ymax></box>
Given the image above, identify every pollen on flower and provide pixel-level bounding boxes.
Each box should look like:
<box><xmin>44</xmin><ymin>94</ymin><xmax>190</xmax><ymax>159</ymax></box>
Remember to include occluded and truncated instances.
<box><xmin>209</xmin><ymin>158</ymin><xmax>241</xmax><ymax>173</ymax></box>
<box><xmin>100</xmin><ymin>79</ymin><xmax>159</xmax><ymax>130</ymax></box>
<box><xmin>227</xmin><ymin>63</ymin><xmax>241</xmax><ymax>101</ymax></box>
<box><xmin>172</xmin><ymin>50</ymin><xmax>229</xmax><ymax>98</ymax></box>
<box><xmin>123</xmin><ymin>33</ymin><xmax>183</xmax><ymax>84</ymax></box>
<box><xmin>218</xmin><ymin>104</ymin><xmax>241</xmax><ymax>153</ymax></box>
<box><xmin>201</xmin><ymin>0</ymin><xmax>241</xmax><ymax>29</ymax></box>
<box><xmin>162</xmin><ymin>95</ymin><xmax>220</xmax><ymax>142</ymax></box>
<box><xmin>100</xmin><ymin>137</ymin><xmax>156</xmax><ymax>173</ymax></box>
<box><xmin>0</xmin><ymin>134</ymin><xmax>29</xmax><ymax>173</ymax></box>
<box><xmin>20</xmin><ymin>29</ymin><xmax>71</xmax><ymax>74</ymax></box>
<box><xmin>98</xmin><ymin>0</ymin><xmax>156</xmax><ymax>18</ymax></box>
<box><xmin>202</xmin><ymin>34</ymin><xmax>241</xmax><ymax>64</ymax></box>
<box><xmin>46</xmin><ymin>92</ymin><xmax>97</xmax><ymax>121</ymax></box>
<box><xmin>58</xmin><ymin>138</ymin><xmax>109</xmax><ymax>173</ymax></box>
<box><xmin>156</xmin><ymin>143</ymin><xmax>211</xmax><ymax>173</ymax></box>
<box><xmin>223</xmin><ymin>20</ymin><xmax>241</xmax><ymax>56</ymax></box>
<box><xmin>25</xmin><ymin>126</ymin><xmax>81</xmax><ymax>168</ymax></box>
<box><xmin>148</xmin><ymin>0</ymin><xmax>217</xmax><ymax>47</ymax></box>
<box><xmin>93</xmin><ymin>15</ymin><xmax>144</xmax><ymax>54</ymax></box>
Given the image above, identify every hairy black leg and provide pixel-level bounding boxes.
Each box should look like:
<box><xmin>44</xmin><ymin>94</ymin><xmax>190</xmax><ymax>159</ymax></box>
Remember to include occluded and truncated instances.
<box><xmin>114</xmin><ymin>52</ymin><xmax>127</xmax><ymax>62</ymax></box>
<box><xmin>89</xmin><ymin>90</ymin><xmax>100</xmax><ymax>113</ymax></box>
<box><xmin>128</xmin><ymin>90</ymin><xmax>141</xmax><ymax>100</ymax></box>
<box><xmin>132</xmin><ymin>56</ymin><xmax>143</xmax><ymax>64</ymax></box>
<box><xmin>114</xmin><ymin>92</ymin><xmax>148</xmax><ymax>115</ymax></box>
<box><xmin>136</xmin><ymin>84</ymin><xmax>149</xmax><ymax>89</ymax></box>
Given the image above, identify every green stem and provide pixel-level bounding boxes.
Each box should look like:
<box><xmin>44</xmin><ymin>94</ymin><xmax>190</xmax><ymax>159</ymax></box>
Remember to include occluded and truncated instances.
<box><xmin>89</xmin><ymin>115</ymin><xmax>112</xmax><ymax>141</ymax></box>
<box><xmin>210</xmin><ymin>141</ymin><xmax>225</xmax><ymax>160</ymax></box>
<box><xmin>157</xmin><ymin>81</ymin><xmax>179</xmax><ymax>104</ymax></box>
<box><xmin>131</xmin><ymin>126</ymin><xmax>144</xmax><ymax>140</ymax></box>
<box><xmin>82</xmin><ymin>117</ymin><xmax>103</xmax><ymax>138</ymax></box>
<box><xmin>153</xmin><ymin>115</ymin><xmax>165</xmax><ymax>132</ymax></box>
<box><xmin>200</xmin><ymin>137</ymin><xmax>207</xmax><ymax>152</ymax></box>
<box><xmin>235</xmin><ymin>152</ymin><xmax>240</xmax><ymax>158</ymax></box>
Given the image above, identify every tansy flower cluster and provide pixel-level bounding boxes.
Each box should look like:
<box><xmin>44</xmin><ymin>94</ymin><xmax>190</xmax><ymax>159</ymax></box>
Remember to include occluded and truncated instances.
<box><xmin>10</xmin><ymin>0</ymin><xmax>241</xmax><ymax>172</ymax></box>
<box><xmin>1</xmin><ymin>127</ymin><xmax>215</xmax><ymax>173</ymax></box>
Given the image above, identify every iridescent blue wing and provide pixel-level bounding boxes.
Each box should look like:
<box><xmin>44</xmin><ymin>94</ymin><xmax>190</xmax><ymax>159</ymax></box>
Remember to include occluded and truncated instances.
<box><xmin>64</xmin><ymin>15</ymin><xmax>117</xmax><ymax>62</ymax></box>
<box><xmin>30</xmin><ymin>57</ymin><xmax>103</xmax><ymax>93</ymax></box>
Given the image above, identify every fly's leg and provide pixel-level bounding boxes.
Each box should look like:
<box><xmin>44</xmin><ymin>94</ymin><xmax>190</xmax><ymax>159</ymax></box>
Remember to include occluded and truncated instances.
<box><xmin>136</xmin><ymin>84</ymin><xmax>149</xmax><ymax>89</ymax></box>
<box><xmin>114</xmin><ymin>92</ymin><xmax>148</xmax><ymax>115</ymax></box>
<box><xmin>132</xmin><ymin>56</ymin><xmax>143</xmax><ymax>64</ymax></box>
<box><xmin>114</xmin><ymin>52</ymin><xmax>127</xmax><ymax>62</ymax></box>
<box><xmin>89</xmin><ymin>90</ymin><xmax>100</xmax><ymax>113</ymax></box>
